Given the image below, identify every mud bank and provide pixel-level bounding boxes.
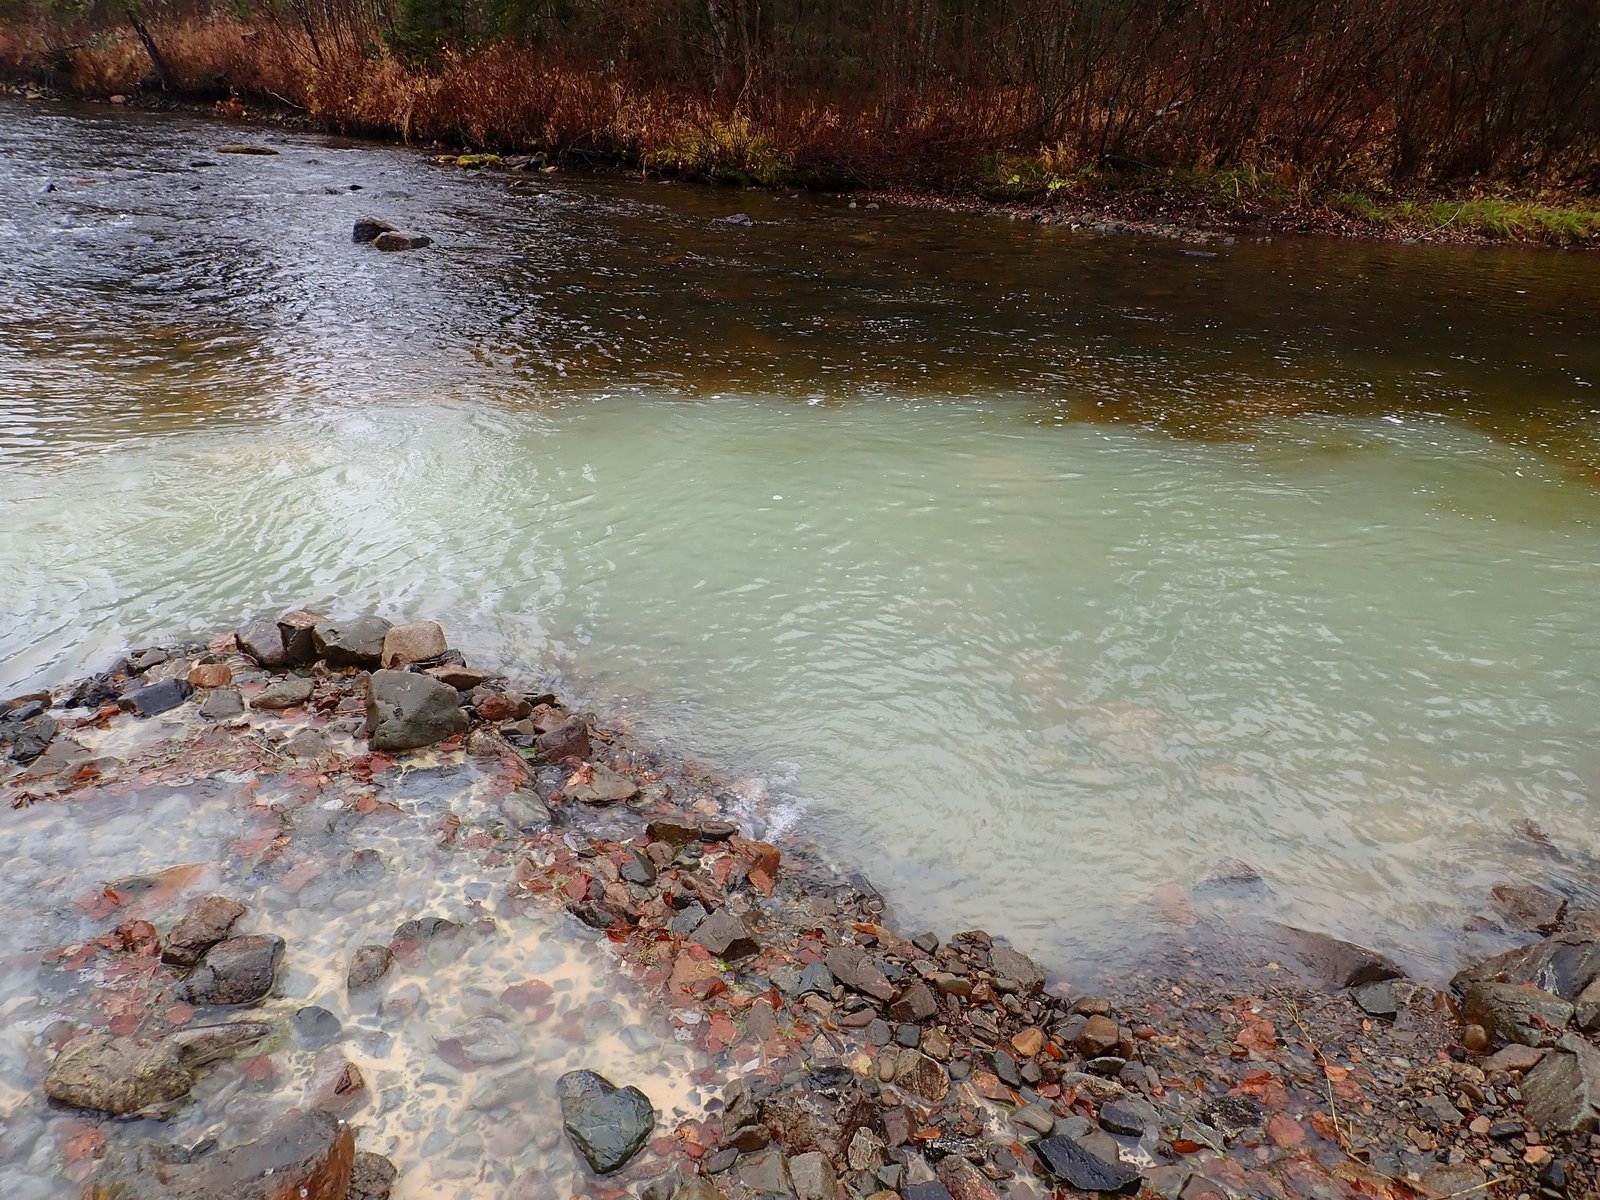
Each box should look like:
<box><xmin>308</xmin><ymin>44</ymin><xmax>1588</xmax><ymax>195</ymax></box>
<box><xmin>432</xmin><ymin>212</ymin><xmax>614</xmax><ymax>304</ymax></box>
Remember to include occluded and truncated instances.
<box><xmin>2</xmin><ymin>610</ymin><xmax>1598</xmax><ymax>1200</ymax></box>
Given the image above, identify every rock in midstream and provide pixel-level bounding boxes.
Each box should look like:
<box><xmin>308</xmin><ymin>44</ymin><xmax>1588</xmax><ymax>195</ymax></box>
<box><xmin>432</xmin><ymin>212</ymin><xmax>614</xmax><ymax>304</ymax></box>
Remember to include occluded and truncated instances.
<box><xmin>162</xmin><ymin>894</ymin><xmax>247</xmax><ymax>968</ymax></box>
<box><xmin>557</xmin><ymin>1069</ymin><xmax>656</xmax><ymax>1174</ymax></box>
<box><xmin>313</xmin><ymin>616</ymin><xmax>392</xmax><ymax>668</ymax></box>
<box><xmin>176</xmin><ymin>933</ymin><xmax>284</xmax><ymax>1005</ymax></box>
<box><xmin>45</xmin><ymin>1022</ymin><xmax>272</xmax><ymax>1114</ymax></box>
<box><xmin>82</xmin><ymin>1107</ymin><xmax>354</xmax><ymax>1200</ymax></box>
<box><xmin>366</xmin><ymin>669</ymin><xmax>468</xmax><ymax>751</ymax></box>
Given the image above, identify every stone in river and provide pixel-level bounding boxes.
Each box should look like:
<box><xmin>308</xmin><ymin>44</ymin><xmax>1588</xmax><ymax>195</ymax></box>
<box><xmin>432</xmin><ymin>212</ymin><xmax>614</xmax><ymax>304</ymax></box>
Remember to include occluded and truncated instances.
<box><xmin>187</xmin><ymin>662</ymin><xmax>231</xmax><ymax>688</ymax></box>
<box><xmin>1523</xmin><ymin>1033</ymin><xmax>1600</xmax><ymax>1134</ymax></box>
<box><xmin>381</xmin><ymin>620</ymin><xmax>448</xmax><ymax>668</ymax></box>
<box><xmin>825</xmin><ymin>946</ymin><xmax>897</xmax><ymax>1002</ymax></box>
<box><xmin>292</xmin><ymin>1006</ymin><xmax>344</xmax><ymax>1049</ymax></box>
<box><xmin>1491</xmin><ymin>882</ymin><xmax>1568</xmax><ymax>933</ymax></box>
<box><xmin>199</xmin><ymin>686</ymin><xmax>245</xmax><ymax>719</ymax></box>
<box><xmin>6</xmin><ymin>713</ymin><xmax>55</xmax><ymax>762</ymax></box>
<box><xmin>536</xmin><ymin>714</ymin><xmax>592</xmax><ymax>762</ymax></box>
<box><xmin>428</xmin><ymin>663</ymin><xmax>487</xmax><ymax>690</ymax></box>
<box><xmin>1461</xmin><ymin>980</ymin><xmax>1574</xmax><ymax>1047</ymax></box>
<box><xmin>566</xmin><ymin>761</ymin><xmax>639</xmax><ymax>803</ymax></box>
<box><xmin>347</xmin><ymin>943</ymin><xmax>394</xmax><ymax>991</ymax></box>
<box><xmin>162</xmin><ymin>894</ymin><xmax>247</xmax><ymax>968</ymax></box>
<box><xmin>237</xmin><ymin>618</ymin><xmax>289</xmax><ymax>667</ymax></box>
<box><xmin>82</xmin><ymin>1107</ymin><xmax>353</xmax><ymax>1200</ymax></box>
<box><xmin>692</xmin><ymin>908</ymin><xmax>759</xmax><ymax>959</ymax></box>
<box><xmin>989</xmin><ymin>944</ymin><xmax>1045</xmax><ymax>993</ymax></box>
<box><xmin>1075</xmin><ymin>1014</ymin><xmax>1121</xmax><ymax>1057</ymax></box>
<box><xmin>890</xmin><ymin>981</ymin><xmax>938</xmax><ymax>1022</ymax></box>
<box><xmin>46</xmin><ymin>1021</ymin><xmax>271</xmax><ymax>1114</ymax></box>
<box><xmin>903</xmin><ymin>1185</ymin><xmax>955</xmax><ymax>1200</ymax></box>
<box><xmin>118</xmin><ymin>677</ymin><xmax>194</xmax><ymax>717</ymax></box>
<box><xmin>372</xmin><ymin>230</ymin><xmax>432</xmax><ymax>251</ymax></box>
<box><xmin>1031</xmin><ymin>1134</ymin><xmax>1141</xmax><ymax>1193</ymax></box>
<box><xmin>353</xmin><ymin>217</ymin><xmax>397</xmax><ymax>243</ymax></box>
<box><xmin>557</xmin><ymin>1069</ymin><xmax>656</xmax><ymax>1174</ymax></box>
<box><xmin>366</xmin><ymin>669</ymin><xmax>468</xmax><ymax>751</ymax></box>
<box><xmin>437</xmin><ymin>1015</ymin><xmax>523</xmax><ymax>1068</ymax></box>
<box><xmin>1352</xmin><ymin>979</ymin><xmax>1400</xmax><ymax>1020</ymax></box>
<box><xmin>313</xmin><ymin>616</ymin><xmax>393</xmax><ymax>667</ymax></box>
<box><xmin>736</xmin><ymin>1147</ymin><xmax>792</xmax><ymax>1195</ymax></box>
<box><xmin>348</xmin><ymin>1151</ymin><xmax>399</xmax><ymax>1200</ymax></box>
<box><xmin>252</xmin><ymin>676</ymin><xmax>315</xmax><ymax>710</ymax></box>
<box><xmin>893</xmin><ymin>1049</ymin><xmax>949</xmax><ymax>1101</ymax></box>
<box><xmin>177</xmin><ymin>933</ymin><xmax>284</xmax><ymax>1005</ymax></box>
<box><xmin>277</xmin><ymin>608</ymin><xmax>323</xmax><ymax>663</ymax></box>
<box><xmin>501</xmin><ymin>790</ymin><xmax>551</xmax><ymax>831</ymax></box>
<box><xmin>1268</xmin><ymin>924</ymin><xmax>1404</xmax><ymax>989</ymax></box>
<box><xmin>789</xmin><ymin>1151</ymin><xmax>840</xmax><ymax>1200</ymax></box>
<box><xmin>1452</xmin><ymin>931</ymin><xmax>1600</xmax><ymax>1003</ymax></box>
<box><xmin>217</xmin><ymin>143</ymin><xmax>280</xmax><ymax>154</ymax></box>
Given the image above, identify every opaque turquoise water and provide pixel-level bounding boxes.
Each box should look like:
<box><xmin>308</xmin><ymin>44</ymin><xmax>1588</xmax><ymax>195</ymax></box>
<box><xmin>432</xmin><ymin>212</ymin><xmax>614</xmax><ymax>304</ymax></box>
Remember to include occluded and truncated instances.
<box><xmin>3</xmin><ymin>97</ymin><xmax>1599</xmax><ymax>976</ymax></box>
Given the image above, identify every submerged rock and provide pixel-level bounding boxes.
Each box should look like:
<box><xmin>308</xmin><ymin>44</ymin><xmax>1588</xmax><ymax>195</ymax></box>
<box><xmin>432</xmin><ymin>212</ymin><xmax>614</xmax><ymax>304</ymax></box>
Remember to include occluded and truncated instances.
<box><xmin>251</xmin><ymin>676</ymin><xmax>314</xmax><ymax>710</ymax></box>
<box><xmin>82</xmin><ymin>1108</ymin><xmax>353</xmax><ymax>1200</ymax></box>
<box><xmin>177</xmin><ymin>933</ymin><xmax>284</xmax><ymax>1005</ymax></box>
<box><xmin>162</xmin><ymin>895</ymin><xmax>247</xmax><ymax>969</ymax></box>
<box><xmin>1453</xmin><ymin>931</ymin><xmax>1600</xmax><ymax>1003</ymax></box>
<box><xmin>1032</xmin><ymin>1134</ymin><xmax>1141</xmax><ymax>1193</ymax></box>
<box><xmin>366</xmin><ymin>669</ymin><xmax>468</xmax><ymax>751</ymax></box>
<box><xmin>348</xmin><ymin>1151</ymin><xmax>399</xmax><ymax>1200</ymax></box>
<box><xmin>566</xmin><ymin>761</ymin><xmax>639</xmax><ymax>803</ymax></box>
<box><xmin>536</xmin><ymin>715</ymin><xmax>591</xmax><ymax>762</ymax></box>
<box><xmin>557</xmin><ymin>1069</ymin><xmax>656</xmax><ymax>1174</ymax></box>
<box><xmin>119</xmin><ymin>677</ymin><xmax>194</xmax><ymax>717</ymax></box>
<box><xmin>352</xmin><ymin>217</ymin><xmax>397</xmax><ymax>243</ymax></box>
<box><xmin>1269</xmin><ymin>924</ymin><xmax>1404</xmax><ymax>989</ymax></box>
<box><xmin>237</xmin><ymin>618</ymin><xmax>289</xmax><ymax>667</ymax></box>
<box><xmin>199</xmin><ymin>686</ymin><xmax>245</xmax><ymax>720</ymax></box>
<box><xmin>1491</xmin><ymin>882</ymin><xmax>1568</xmax><ymax>933</ymax></box>
<box><xmin>46</xmin><ymin>1021</ymin><xmax>271</xmax><ymax>1115</ymax></box>
<box><xmin>347</xmin><ymin>944</ymin><xmax>394</xmax><ymax>991</ymax></box>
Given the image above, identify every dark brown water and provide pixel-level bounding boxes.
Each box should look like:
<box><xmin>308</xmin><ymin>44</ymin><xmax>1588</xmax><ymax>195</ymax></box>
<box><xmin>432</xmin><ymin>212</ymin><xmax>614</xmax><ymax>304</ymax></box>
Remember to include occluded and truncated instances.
<box><xmin>3</xmin><ymin>95</ymin><xmax>1600</xmax><ymax>981</ymax></box>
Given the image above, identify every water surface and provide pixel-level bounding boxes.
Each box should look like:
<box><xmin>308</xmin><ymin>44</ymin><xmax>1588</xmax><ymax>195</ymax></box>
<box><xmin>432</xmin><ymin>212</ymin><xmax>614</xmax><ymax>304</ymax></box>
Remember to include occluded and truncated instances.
<box><xmin>4</xmin><ymin>96</ymin><xmax>1600</xmax><ymax>978</ymax></box>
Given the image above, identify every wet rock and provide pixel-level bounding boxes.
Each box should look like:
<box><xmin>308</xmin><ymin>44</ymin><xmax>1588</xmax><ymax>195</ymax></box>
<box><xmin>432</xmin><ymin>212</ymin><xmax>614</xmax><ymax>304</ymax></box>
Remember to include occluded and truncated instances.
<box><xmin>535</xmin><ymin>715</ymin><xmax>591</xmax><ymax>762</ymax></box>
<box><xmin>891</xmin><ymin>981</ymin><xmax>938</xmax><ymax>1022</ymax></box>
<box><xmin>381</xmin><ymin>620</ymin><xmax>448</xmax><ymax>668</ymax></box>
<box><xmin>1075</xmin><ymin>1014</ymin><xmax>1120</xmax><ymax>1057</ymax></box>
<box><xmin>790</xmin><ymin>1151</ymin><xmax>840</xmax><ymax>1200</ymax></box>
<box><xmin>187</xmin><ymin>662</ymin><xmax>232</xmax><ymax>688</ymax></box>
<box><xmin>1416</xmin><ymin>1094</ymin><xmax>1464</xmax><ymax>1130</ymax></box>
<box><xmin>672</xmin><ymin>1180</ymin><xmax>720</xmax><ymax>1200</ymax></box>
<box><xmin>129</xmin><ymin>647</ymin><xmax>169</xmax><ymax>673</ymax></box>
<box><xmin>1461</xmin><ymin>980</ymin><xmax>1574</xmax><ymax>1047</ymax></box>
<box><xmin>903</xmin><ymin>1184</ymin><xmax>955</xmax><ymax>1200</ymax></box>
<box><xmin>1523</xmin><ymin>1034</ymin><xmax>1600</xmax><ymax>1134</ymax></box>
<box><xmin>1452</xmin><ymin>931</ymin><xmax>1600</xmax><ymax>1003</ymax></box>
<box><xmin>621</xmin><ymin>849</ymin><xmax>658</xmax><ymax>886</ymax></box>
<box><xmin>119</xmin><ymin>677</ymin><xmax>194</xmax><ymax>717</ymax></box>
<box><xmin>366</xmin><ymin>669</ymin><xmax>468</xmax><ymax>751</ymax></box>
<box><xmin>566</xmin><ymin>761</ymin><xmax>639</xmax><ymax>803</ymax></box>
<box><xmin>693</xmin><ymin>908</ymin><xmax>759</xmax><ymax>959</ymax></box>
<box><xmin>372</xmin><ymin>230</ymin><xmax>432</xmax><ymax>251</ymax></box>
<box><xmin>1491</xmin><ymin>882</ymin><xmax>1568</xmax><ymax>933</ymax></box>
<box><xmin>252</xmin><ymin>676</ymin><xmax>315</xmax><ymax>710</ymax></box>
<box><xmin>313</xmin><ymin>616</ymin><xmax>393</xmax><ymax>667</ymax></box>
<box><xmin>46</xmin><ymin>1021</ymin><xmax>271</xmax><ymax>1115</ymax></box>
<box><xmin>353</xmin><ymin>217</ymin><xmax>397</xmax><ymax>243</ymax></box>
<box><xmin>738</xmin><ymin>1147</ymin><xmax>793</xmax><ymax>1195</ymax></box>
<box><xmin>428</xmin><ymin>663</ymin><xmax>487</xmax><ymax>690</ymax></box>
<box><xmin>557</xmin><ymin>1069</ymin><xmax>656</xmax><ymax>1174</ymax></box>
<box><xmin>163</xmin><ymin>895</ymin><xmax>247</xmax><ymax>968</ymax></box>
<box><xmin>218</xmin><ymin>143</ymin><xmax>280</xmax><ymax>154</ymax></box>
<box><xmin>82</xmin><ymin>1107</ymin><xmax>353</xmax><ymax>1200</ymax></box>
<box><xmin>177</xmin><ymin>933</ymin><xmax>284</xmax><ymax>1006</ymax></box>
<box><xmin>438</xmin><ymin>1015</ymin><xmax>523</xmax><ymax>1068</ymax></box>
<box><xmin>1099</xmin><ymin>1097</ymin><xmax>1158</xmax><ymax>1137</ymax></box>
<box><xmin>1352</xmin><ymin>979</ymin><xmax>1400</xmax><ymax>1019</ymax></box>
<box><xmin>1484</xmin><ymin>1044</ymin><xmax>1547</xmax><ymax>1073</ymax></box>
<box><xmin>237</xmin><ymin>618</ymin><xmax>289</xmax><ymax>667</ymax></box>
<box><xmin>1032</xmin><ymin>1134</ymin><xmax>1141</xmax><ymax>1193</ymax></box>
<box><xmin>6</xmin><ymin>713</ymin><xmax>55</xmax><ymax>762</ymax></box>
<box><xmin>826</xmin><ymin>946</ymin><xmax>897</xmax><ymax>1002</ymax></box>
<box><xmin>990</xmin><ymin>945</ymin><xmax>1045</xmax><ymax>993</ymax></box>
<box><xmin>199</xmin><ymin>687</ymin><xmax>245</xmax><ymax>719</ymax></box>
<box><xmin>276</xmin><ymin>609</ymin><xmax>322</xmax><ymax>663</ymax></box>
<box><xmin>392</xmin><ymin>915</ymin><xmax>461</xmax><ymax>954</ymax></box>
<box><xmin>1269</xmin><ymin>924</ymin><xmax>1404</xmax><ymax>989</ymax></box>
<box><xmin>347</xmin><ymin>944</ymin><xmax>394</xmax><ymax>991</ymax></box>
<box><xmin>64</xmin><ymin>672</ymin><xmax>119</xmax><ymax>708</ymax></box>
<box><xmin>1577</xmin><ymin>977</ymin><xmax>1600</xmax><ymax>1030</ymax></box>
<box><xmin>348</xmin><ymin>1151</ymin><xmax>398</xmax><ymax>1200</ymax></box>
<box><xmin>894</xmin><ymin>1049</ymin><xmax>950</xmax><ymax>1101</ymax></box>
<box><xmin>501</xmin><ymin>790</ymin><xmax>551</xmax><ymax>831</ymax></box>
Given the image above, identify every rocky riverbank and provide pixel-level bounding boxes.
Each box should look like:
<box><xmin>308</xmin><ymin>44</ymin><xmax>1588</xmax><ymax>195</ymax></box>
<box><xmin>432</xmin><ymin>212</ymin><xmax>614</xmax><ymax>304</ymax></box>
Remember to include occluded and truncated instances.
<box><xmin>2</xmin><ymin>609</ymin><xmax>1598</xmax><ymax>1200</ymax></box>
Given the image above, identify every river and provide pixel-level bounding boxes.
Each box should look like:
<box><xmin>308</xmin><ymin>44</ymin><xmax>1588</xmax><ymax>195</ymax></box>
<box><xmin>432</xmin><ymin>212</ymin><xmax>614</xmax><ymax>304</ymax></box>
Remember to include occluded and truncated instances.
<box><xmin>4</xmin><ymin>96</ymin><xmax>1600</xmax><ymax>980</ymax></box>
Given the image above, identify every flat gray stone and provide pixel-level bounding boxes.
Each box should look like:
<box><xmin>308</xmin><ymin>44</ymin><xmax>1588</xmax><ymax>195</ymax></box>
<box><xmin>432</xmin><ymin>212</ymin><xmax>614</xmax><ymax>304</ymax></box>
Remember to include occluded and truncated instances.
<box><xmin>366</xmin><ymin>669</ymin><xmax>467</xmax><ymax>751</ymax></box>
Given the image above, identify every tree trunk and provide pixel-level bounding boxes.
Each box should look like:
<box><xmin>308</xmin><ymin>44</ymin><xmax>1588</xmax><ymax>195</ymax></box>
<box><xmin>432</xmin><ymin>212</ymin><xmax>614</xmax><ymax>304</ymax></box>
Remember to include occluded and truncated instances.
<box><xmin>125</xmin><ymin>7</ymin><xmax>176</xmax><ymax>93</ymax></box>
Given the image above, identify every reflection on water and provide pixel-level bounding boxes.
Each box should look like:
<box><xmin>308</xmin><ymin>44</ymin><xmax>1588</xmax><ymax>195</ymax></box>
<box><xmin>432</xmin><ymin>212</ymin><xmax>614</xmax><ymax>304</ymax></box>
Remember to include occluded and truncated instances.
<box><xmin>2</xmin><ymin>96</ymin><xmax>1599</xmax><ymax>979</ymax></box>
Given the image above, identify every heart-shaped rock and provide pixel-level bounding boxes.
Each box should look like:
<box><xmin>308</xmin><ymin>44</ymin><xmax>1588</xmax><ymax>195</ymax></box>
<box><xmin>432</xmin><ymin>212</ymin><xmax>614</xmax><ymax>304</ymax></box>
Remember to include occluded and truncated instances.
<box><xmin>557</xmin><ymin>1070</ymin><xmax>656</xmax><ymax>1174</ymax></box>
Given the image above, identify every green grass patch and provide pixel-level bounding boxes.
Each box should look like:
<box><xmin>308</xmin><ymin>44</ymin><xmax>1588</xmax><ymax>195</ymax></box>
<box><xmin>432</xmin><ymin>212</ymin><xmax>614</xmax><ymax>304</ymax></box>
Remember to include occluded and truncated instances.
<box><xmin>641</xmin><ymin>115</ymin><xmax>792</xmax><ymax>187</ymax></box>
<box><xmin>1390</xmin><ymin>198</ymin><xmax>1600</xmax><ymax>244</ymax></box>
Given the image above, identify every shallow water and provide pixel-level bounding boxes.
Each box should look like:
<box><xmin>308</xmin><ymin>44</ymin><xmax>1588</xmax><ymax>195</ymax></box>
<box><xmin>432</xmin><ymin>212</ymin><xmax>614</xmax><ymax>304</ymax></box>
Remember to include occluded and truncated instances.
<box><xmin>3</xmin><ymin>96</ymin><xmax>1600</xmax><ymax>979</ymax></box>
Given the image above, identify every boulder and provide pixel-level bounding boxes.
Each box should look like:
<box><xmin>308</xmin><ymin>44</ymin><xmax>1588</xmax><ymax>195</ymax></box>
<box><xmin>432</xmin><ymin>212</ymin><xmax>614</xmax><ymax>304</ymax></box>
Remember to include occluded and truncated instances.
<box><xmin>1452</xmin><ymin>931</ymin><xmax>1600</xmax><ymax>1003</ymax></box>
<box><xmin>381</xmin><ymin>620</ymin><xmax>448</xmax><ymax>668</ymax></box>
<box><xmin>163</xmin><ymin>895</ymin><xmax>247</xmax><ymax>968</ymax></box>
<box><xmin>366</xmin><ymin>670</ymin><xmax>468</xmax><ymax>751</ymax></box>
<box><xmin>352</xmin><ymin>217</ymin><xmax>397</xmax><ymax>243</ymax></box>
<box><xmin>5</xmin><ymin>713</ymin><xmax>55</xmax><ymax>762</ymax></box>
<box><xmin>252</xmin><ymin>677</ymin><xmax>315</xmax><ymax>711</ymax></box>
<box><xmin>313</xmin><ymin>616</ymin><xmax>393</xmax><ymax>668</ymax></box>
<box><xmin>1269</xmin><ymin>924</ymin><xmax>1404</xmax><ymax>989</ymax></box>
<box><xmin>372</xmin><ymin>231</ymin><xmax>431</xmax><ymax>251</ymax></box>
<box><xmin>1523</xmin><ymin>1034</ymin><xmax>1600</xmax><ymax>1134</ymax></box>
<box><xmin>118</xmin><ymin>678</ymin><xmax>194</xmax><ymax>717</ymax></box>
<box><xmin>177</xmin><ymin>933</ymin><xmax>284</xmax><ymax>1005</ymax></box>
<box><xmin>1491</xmin><ymin>883</ymin><xmax>1568</xmax><ymax>933</ymax></box>
<box><xmin>1462</xmin><ymin>980</ymin><xmax>1573</xmax><ymax>1047</ymax></box>
<box><xmin>46</xmin><ymin>1022</ymin><xmax>271</xmax><ymax>1115</ymax></box>
<box><xmin>557</xmin><ymin>1069</ymin><xmax>656</xmax><ymax>1174</ymax></box>
<box><xmin>277</xmin><ymin>609</ymin><xmax>323</xmax><ymax>664</ymax></box>
<box><xmin>82</xmin><ymin>1108</ymin><xmax>353</xmax><ymax>1200</ymax></box>
<box><xmin>237</xmin><ymin>618</ymin><xmax>289</xmax><ymax>667</ymax></box>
